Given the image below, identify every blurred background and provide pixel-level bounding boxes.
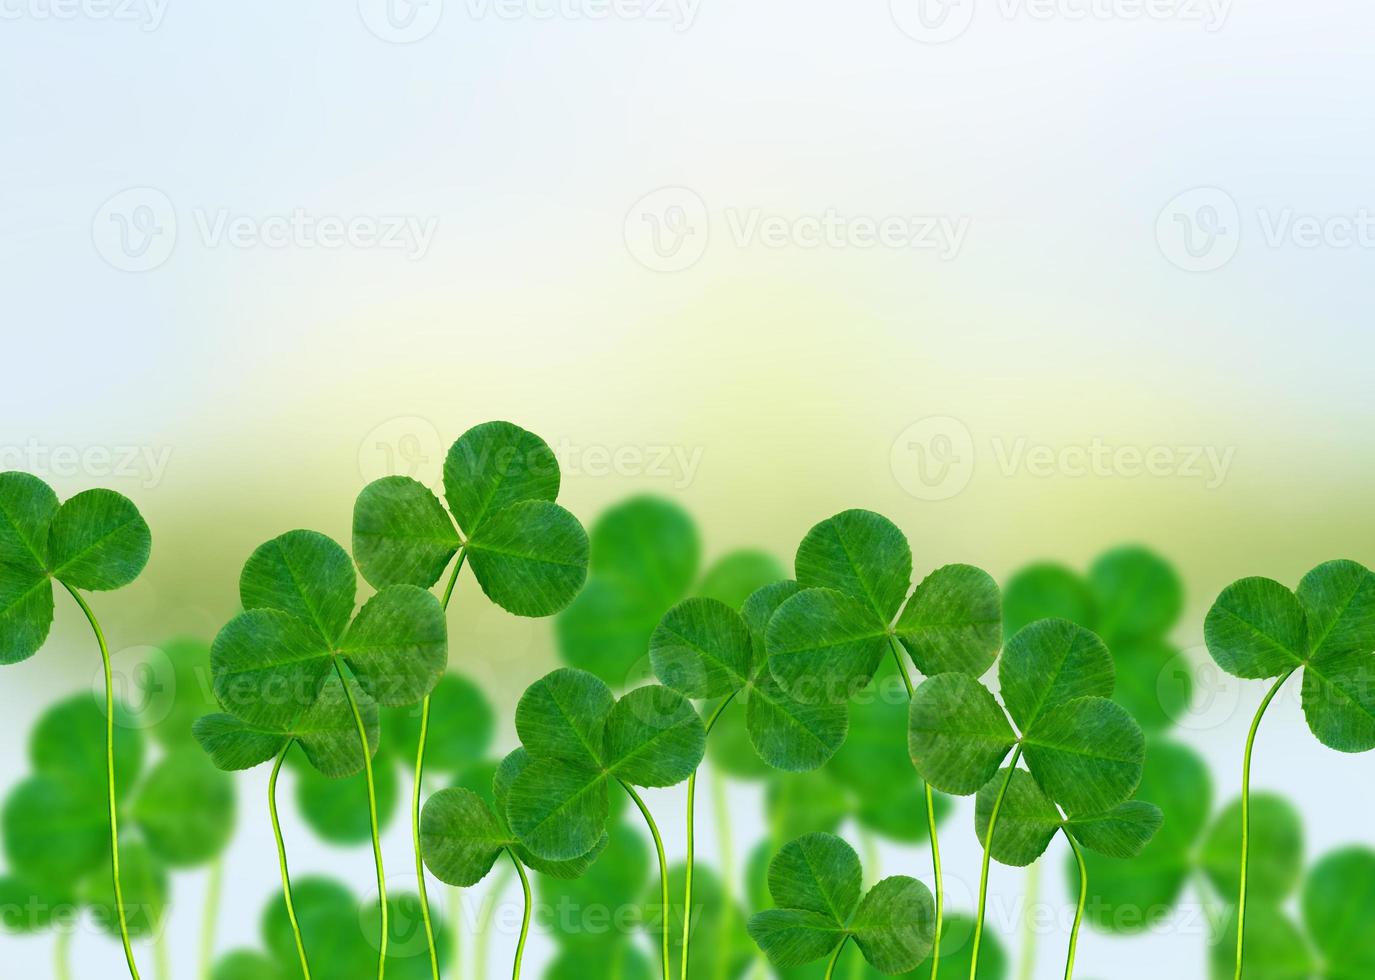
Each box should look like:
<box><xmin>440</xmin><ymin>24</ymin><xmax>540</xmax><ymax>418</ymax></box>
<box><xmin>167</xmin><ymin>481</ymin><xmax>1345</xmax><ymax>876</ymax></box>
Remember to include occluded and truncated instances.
<box><xmin>2</xmin><ymin>1</ymin><xmax>1373</xmax><ymax>976</ymax></box>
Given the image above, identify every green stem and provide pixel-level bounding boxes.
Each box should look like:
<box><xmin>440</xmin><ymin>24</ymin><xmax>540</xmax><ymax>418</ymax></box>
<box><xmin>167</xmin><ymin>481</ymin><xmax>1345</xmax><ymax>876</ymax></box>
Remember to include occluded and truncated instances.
<box><xmin>156</xmin><ymin>925</ymin><xmax>170</xmax><ymax>980</ymax></box>
<box><xmin>971</xmin><ymin>743</ymin><xmax>1024</xmax><ymax>980</ymax></box>
<box><xmin>711</xmin><ymin>766</ymin><xmax>735</xmax><ymax>980</ymax></box>
<box><xmin>201</xmin><ymin>858</ymin><xmax>224</xmax><ymax>980</ymax></box>
<box><xmin>623</xmin><ymin>780</ymin><xmax>672</xmax><ymax>980</ymax></box>
<box><xmin>507</xmin><ymin>849</ymin><xmax>532</xmax><ymax>980</ymax></box>
<box><xmin>1062</xmin><ymin>832</ymin><xmax>1087</xmax><ymax>980</ymax></box>
<box><xmin>824</xmin><ymin>936</ymin><xmax>852</xmax><ymax>980</ymax></box>
<box><xmin>476</xmin><ymin>862</ymin><xmax>513</xmax><ymax>979</ymax></box>
<box><xmin>448</xmin><ymin>886</ymin><xmax>462</xmax><ymax>980</ymax></box>
<box><xmin>415</xmin><ymin>550</ymin><xmax>467</xmax><ymax>980</ymax></box>
<box><xmin>338</xmin><ymin>662</ymin><xmax>388</xmax><ymax>980</ymax></box>
<box><xmin>55</xmin><ymin>925</ymin><xmax>72</xmax><ymax>980</ymax></box>
<box><xmin>889</xmin><ymin>638</ymin><xmax>943</xmax><ymax>980</ymax></box>
<box><xmin>1234</xmin><ymin>669</ymin><xmax>1296</xmax><ymax>980</ymax></box>
<box><xmin>1018</xmin><ymin>862</ymin><xmax>1041</xmax><ymax>980</ymax></box>
<box><xmin>683</xmin><ymin>694</ymin><xmax>738</xmax><ymax>980</ymax></box>
<box><xmin>270</xmin><ymin>742</ymin><xmax>312</xmax><ymax>979</ymax></box>
<box><xmin>62</xmin><ymin>583</ymin><xmax>142</xmax><ymax>980</ymax></box>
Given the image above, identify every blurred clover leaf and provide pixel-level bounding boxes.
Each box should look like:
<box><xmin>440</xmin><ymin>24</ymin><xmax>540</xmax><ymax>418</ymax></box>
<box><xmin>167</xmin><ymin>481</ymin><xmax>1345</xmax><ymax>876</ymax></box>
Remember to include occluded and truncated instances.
<box><xmin>747</xmin><ymin>833</ymin><xmax>935</xmax><ymax>975</ymax></box>
<box><xmin>1003</xmin><ymin>547</ymin><xmax>1190</xmax><ymax>733</ymax></box>
<box><xmin>645</xmin><ymin>863</ymin><xmax>754</xmax><ymax>980</ymax></box>
<box><xmin>352</xmin><ymin>421</ymin><xmax>588</xmax><ymax>616</ymax></box>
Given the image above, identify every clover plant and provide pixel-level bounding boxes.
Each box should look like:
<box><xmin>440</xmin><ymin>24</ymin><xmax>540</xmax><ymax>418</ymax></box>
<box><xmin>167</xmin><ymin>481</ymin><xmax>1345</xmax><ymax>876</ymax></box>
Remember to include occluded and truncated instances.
<box><xmin>1203</xmin><ymin>559</ymin><xmax>1375</xmax><ymax>979</ymax></box>
<box><xmin>764</xmin><ymin>509</ymin><xmax>1003</xmax><ymax>975</ymax></box>
<box><xmin>0</xmin><ymin>474</ymin><xmax>153</xmax><ymax>977</ymax></box>
<box><xmin>353</xmin><ymin>420</ymin><xmax>589</xmax><ymax>979</ymax></box>
<box><xmin>908</xmin><ymin>617</ymin><xmax>1157</xmax><ymax>978</ymax></box>
<box><xmin>748</xmin><ymin>832</ymin><xmax>937</xmax><ymax>979</ymax></box>
<box><xmin>196</xmin><ymin>528</ymin><xmax>447</xmax><ymax>979</ymax></box>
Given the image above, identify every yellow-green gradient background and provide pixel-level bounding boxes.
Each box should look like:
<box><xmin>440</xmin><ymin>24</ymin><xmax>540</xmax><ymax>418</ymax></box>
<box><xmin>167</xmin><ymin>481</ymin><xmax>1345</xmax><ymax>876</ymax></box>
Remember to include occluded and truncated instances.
<box><xmin>3</xmin><ymin>1</ymin><xmax>1374</xmax><ymax>976</ymax></box>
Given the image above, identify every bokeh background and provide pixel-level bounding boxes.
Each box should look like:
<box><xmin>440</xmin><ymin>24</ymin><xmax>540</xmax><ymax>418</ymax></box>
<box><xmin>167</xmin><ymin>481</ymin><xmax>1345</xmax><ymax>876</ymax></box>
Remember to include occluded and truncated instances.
<box><xmin>3</xmin><ymin>1</ymin><xmax>1373</xmax><ymax>977</ymax></box>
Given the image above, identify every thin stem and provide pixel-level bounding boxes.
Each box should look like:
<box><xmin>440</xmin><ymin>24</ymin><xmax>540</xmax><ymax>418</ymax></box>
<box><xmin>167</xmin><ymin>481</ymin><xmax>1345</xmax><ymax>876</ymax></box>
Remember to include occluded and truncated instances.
<box><xmin>971</xmin><ymin>743</ymin><xmax>1024</xmax><ymax>980</ymax></box>
<box><xmin>711</xmin><ymin>766</ymin><xmax>735</xmax><ymax>980</ymax></box>
<box><xmin>506</xmin><ymin>849</ymin><xmax>532</xmax><ymax>980</ymax></box>
<box><xmin>156</xmin><ymin>926</ymin><xmax>170</xmax><ymax>980</ymax></box>
<box><xmin>415</xmin><ymin>549</ymin><xmax>466</xmax><ymax>980</ymax></box>
<box><xmin>1062</xmin><ymin>832</ymin><xmax>1088</xmax><ymax>980</ymax></box>
<box><xmin>1234</xmin><ymin>669</ymin><xmax>1297</xmax><ymax>980</ymax></box>
<box><xmin>201</xmin><ymin>858</ymin><xmax>224</xmax><ymax>980</ymax></box>
<box><xmin>889</xmin><ymin>637</ymin><xmax>943</xmax><ymax>979</ymax></box>
<box><xmin>62</xmin><ymin>583</ymin><xmax>142</xmax><ymax>980</ymax></box>
<box><xmin>476</xmin><ymin>862</ymin><xmax>513</xmax><ymax>979</ymax></box>
<box><xmin>270</xmin><ymin>742</ymin><xmax>312</xmax><ymax>979</ymax></box>
<box><xmin>622</xmin><ymin>780</ymin><xmax>673</xmax><ymax>980</ymax></box>
<box><xmin>339</xmin><ymin>662</ymin><xmax>389</xmax><ymax>980</ymax></box>
<box><xmin>824</xmin><ymin>937</ymin><xmax>852</xmax><ymax>980</ymax></box>
<box><xmin>55</xmin><ymin>925</ymin><xmax>72</xmax><ymax>980</ymax></box>
<box><xmin>1018</xmin><ymin>862</ymin><xmax>1041</xmax><ymax>980</ymax></box>
<box><xmin>448</xmin><ymin>886</ymin><xmax>462</xmax><ymax>980</ymax></box>
<box><xmin>683</xmin><ymin>693</ymin><xmax>738</xmax><ymax>980</ymax></box>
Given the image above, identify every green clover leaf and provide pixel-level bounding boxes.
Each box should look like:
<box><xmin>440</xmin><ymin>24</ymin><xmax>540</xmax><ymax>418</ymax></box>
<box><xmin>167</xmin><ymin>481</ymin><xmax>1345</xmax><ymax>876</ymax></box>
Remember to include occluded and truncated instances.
<box><xmin>0</xmin><ymin>474</ymin><xmax>151</xmax><ymax>665</ymax></box>
<box><xmin>130</xmin><ymin>747</ymin><xmax>235</xmax><ymax>867</ymax></box>
<box><xmin>504</xmin><ymin>669</ymin><xmax>705</xmax><ymax>861</ymax></box>
<box><xmin>1302</xmin><ymin>846</ymin><xmax>1375</xmax><ymax>976</ymax></box>
<box><xmin>747</xmin><ymin>833</ymin><xmax>935</xmax><ymax>974</ymax></box>
<box><xmin>353</xmin><ymin>422</ymin><xmax>588</xmax><ymax>620</ymax></box>
<box><xmin>1207</xmin><ymin>561</ymin><xmax>1375</xmax><ymax>752</ymax></box>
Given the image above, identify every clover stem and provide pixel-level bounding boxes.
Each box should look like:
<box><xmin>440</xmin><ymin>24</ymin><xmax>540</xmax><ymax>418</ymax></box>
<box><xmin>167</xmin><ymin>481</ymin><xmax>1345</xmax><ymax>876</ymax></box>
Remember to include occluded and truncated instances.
<box><xmin>200</xmin><ymin>857</ymin><xmax>224</xmax><ymax>980</ymax></box>
<box><xmin>971</xmin><ymin>743</ymin><xmax>1024</xmax><ymax>980</ymax></box>
<box><xmin>476</xmin><ymin>861</ymin><xmax>513</xmax><ymax>979</ymax></box>
<box><xmin>1017</xmin><ymin>862</ymin><xmax>1041</xmax><ymax>980</ymax></box>
<box><xmin>1234</xmin><ymin>668</ymin><xmax>1297</xmax><ymax>980</ymax></box>
<box><xmin>1062</xmin><ymin>831</ymin><xmax>1087</xmax><ymax>980</ymax></box>
<box><xmin>61</xmin><ymin>583</ymin><xmax>142</xmax><ymax>980</ymax></box>
<box><xmin>156</xmin><ymin>925</ymin><xmax>170</xmax><ymax>980</ymax></box>
<box><xmin>505</xmin><ymin>849</ymin><xmax>532</xmax><ymax>980</ymax></box>
<box><xmin>55</xmin><ymin>924</ymin><xmax>72</xmax><ymax>980</ymax></box>
<box><xmin>414</xmin><ymin>549</ymin><xmax>467</xmax><ymax>980</ymax></box>
<box><xmin>622</xmin><ymin>779</ymin><xmax>673</xmax><ymax>980</ymax></box>
<box><xmin>448</xmin><ymin>886</ymin><xmax>463</xmax><ymax>979</ymax></box>
<box><xmin>338</xmin><ymin>662</ymin><xmax>389</xmax><ymax>980</ymax></box>
<box><xmin>888</xmin><ymin>637</ymin><xmax>943</xmax><ymax>980</ymax></box>
<box><xmin>711</xmin><ymin>766</ymin><xmax>736</xmax><ymax>980</ymax></box>
<box><xmin>682</xmin><ymin>693</ymin><xmax>739</xmax><ymax>980</ymax></box>
<box><xmin>824</xmin><ymin>936</ymin><xmax>852</xmax><ymax>980</ymax></box>
<box><xmin>269</xmin><ymin>741</ymin><xmax>313</xmax><ymax>979</ymax></box>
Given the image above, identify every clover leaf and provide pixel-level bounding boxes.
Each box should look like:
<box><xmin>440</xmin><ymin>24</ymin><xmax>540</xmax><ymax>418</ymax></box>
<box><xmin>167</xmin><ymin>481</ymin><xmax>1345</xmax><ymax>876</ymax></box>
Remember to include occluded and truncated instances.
<box><xmin>504</xmin><ymin>669</ymin><xmax>706</xmax><ymax>861</ymax></box>
<box><xmin>353</xmin><ymin>421</ymin><xmax>588</xmax><ymax>618</ymax></box>
<box><xmin>909</xmin><ymin>619</ymin><xmax>1147</xmax><ymax>818</ymax></box>
<box><xmin>767</xmin><ymin>511</ymin><xmax>1001</xmax><ymax>705</ymax></box>
<box><xmin>1206</xmin><ymin>561</ymin><xmax>1375</xmax><ymax>751</ymax></box>
<box><xmin>210</xmin><ymin>529</ymin><xmax>446</xmax><ymax>732</ymax></box>
<box><xmin>1301</xmin><ymin>846</ymin><xmax>1375</xmax><ymax>977</ymax></box>
<box><xmin>747</xmin><ymin>833</ymin><xmax>935</xmax><ymax>974</ymax></box>
<box><xmin>0</xmin><ymin>474</ymin><xmax>151</xmax><ymax>664</ymax></box>
<box><xmin>130</xmin><ymin>747</ymin><xmax>235</xmax><ymax>867</ymax></box>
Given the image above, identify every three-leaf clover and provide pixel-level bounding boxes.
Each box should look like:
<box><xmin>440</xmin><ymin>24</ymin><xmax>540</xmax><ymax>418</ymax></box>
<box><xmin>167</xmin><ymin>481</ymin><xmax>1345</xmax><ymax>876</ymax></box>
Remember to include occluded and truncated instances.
<box><xmin>0</xmin><ymin>473</ymin><xmax>152</xmax><ymax>665</ymax></box>
<box><xmin>352</xmin><ymin>420</ymin><xmax>588</xmax><ymax>615</ymax></box>
<box><xmin>747</xmin><ymin>833</ymin><xmax>936</xmax><ymax>975</ymax></box>
<box><xmin>503</xmin><ymin>668</ymin><xmax>706</xmax><ymax>861</ymax></box>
